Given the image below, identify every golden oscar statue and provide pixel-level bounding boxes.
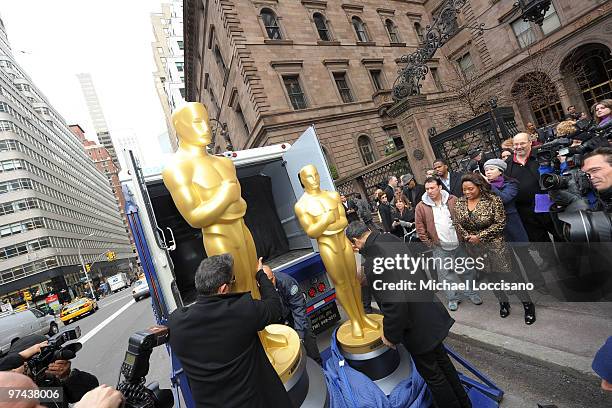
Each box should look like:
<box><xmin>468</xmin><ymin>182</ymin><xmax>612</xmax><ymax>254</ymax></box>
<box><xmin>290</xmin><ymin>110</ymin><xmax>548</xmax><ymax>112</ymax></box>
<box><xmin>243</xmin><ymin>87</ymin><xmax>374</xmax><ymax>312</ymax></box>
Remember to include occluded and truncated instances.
<box><xmin>162</xmin><ymin>102</ymin><xmax>300</xmax><ymax>383</ymax></box>
<box><xmin>294</xmin><ymin>165</ymin><xmax>382</xmax><ymax>353</ymax></box>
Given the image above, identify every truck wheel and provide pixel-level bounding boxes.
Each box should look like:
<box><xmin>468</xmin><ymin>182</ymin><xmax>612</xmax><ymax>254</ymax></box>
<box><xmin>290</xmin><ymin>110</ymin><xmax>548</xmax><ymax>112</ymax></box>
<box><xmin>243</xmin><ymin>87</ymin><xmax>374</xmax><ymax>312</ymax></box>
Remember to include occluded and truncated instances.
<box><xmin>48</xmin><ymin>323</ymin><xmax>59</xmax><ymax>335</ymax></box>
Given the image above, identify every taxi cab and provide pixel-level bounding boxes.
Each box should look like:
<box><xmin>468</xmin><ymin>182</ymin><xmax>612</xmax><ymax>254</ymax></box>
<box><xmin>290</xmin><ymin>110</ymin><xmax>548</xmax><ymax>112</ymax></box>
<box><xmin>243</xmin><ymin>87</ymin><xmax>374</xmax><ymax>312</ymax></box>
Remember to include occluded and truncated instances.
<box><xmin>60</xmin><ymin>297</ymin><xmax>98</xmax><ymax>325</ymax></box>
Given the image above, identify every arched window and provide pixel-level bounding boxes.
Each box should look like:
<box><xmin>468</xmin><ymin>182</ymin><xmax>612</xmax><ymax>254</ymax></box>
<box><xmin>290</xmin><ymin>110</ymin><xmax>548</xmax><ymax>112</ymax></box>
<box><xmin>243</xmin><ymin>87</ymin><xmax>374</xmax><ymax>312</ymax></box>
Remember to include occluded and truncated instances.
<box><xmin>414</xmin><ymin>22</ymin><xmax>424</xmax><ymax>43</ymax></box>
<box><xmin>313</xmin><ymin>13</ymin><xmax>331</xmax><ymax>41</ymax></box>
<box><xmin>512</xmin><ymin>72</ymin><xmax>563</xmax><ymax>126</ymax></box>
<box><xmin>385</xmin><ymin>19</ymin><xmax>400</xmax><ymax>43</ymax></box>
<box><xmin>352</xmin><ymin>17</ymin><xmax>369</xmax><ymax>42</ymax></box>
<box><xmin>357</xmin><ymin>135</ymin><xmax>376</xmax><ymax>165</ymax></box>
<box><xmin>560</xmin><ymin>43</ymin><xmax>612</xmax><ymax>109</ymax></box>
<box><xmin>261</xmin><ymin>8</ymin><xmax>282</xmax><ymax>40</ymax></box>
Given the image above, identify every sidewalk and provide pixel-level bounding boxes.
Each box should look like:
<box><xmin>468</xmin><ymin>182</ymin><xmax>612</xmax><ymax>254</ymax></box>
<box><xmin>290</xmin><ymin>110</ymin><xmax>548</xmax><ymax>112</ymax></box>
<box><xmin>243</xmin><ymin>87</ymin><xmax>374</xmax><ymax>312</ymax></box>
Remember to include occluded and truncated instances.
<box><xmin>446</xmin><ymin>291</ymin><xmax>612</xmax><ymax>381</ymax></box>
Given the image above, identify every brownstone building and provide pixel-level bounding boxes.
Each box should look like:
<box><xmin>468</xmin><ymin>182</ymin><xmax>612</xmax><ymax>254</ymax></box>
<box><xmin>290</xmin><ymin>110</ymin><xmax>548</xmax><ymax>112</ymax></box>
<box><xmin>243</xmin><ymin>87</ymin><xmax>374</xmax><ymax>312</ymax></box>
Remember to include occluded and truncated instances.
<box><xmin>69</xmin><ymin>125</ymin><xmax>136</xmax><ymax>253</ymax></box>
<box><xmin>183</xmin><ymin>0</ymin><xmax>612</xmax><ymax>198</ymax></box>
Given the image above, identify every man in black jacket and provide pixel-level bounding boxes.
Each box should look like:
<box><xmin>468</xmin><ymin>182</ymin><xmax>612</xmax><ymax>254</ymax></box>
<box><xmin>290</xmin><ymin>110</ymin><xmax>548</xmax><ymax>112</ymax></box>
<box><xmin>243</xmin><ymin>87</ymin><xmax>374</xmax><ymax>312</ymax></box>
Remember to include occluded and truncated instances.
<box><xmin>505</xmin><ymin>133</ymin><xmax>558</xmax><ymax>288</ymax></box>
<box><xmin>401</xmin><ymin>173</ymin><xmax>425</xmax><ymax>208</ymax></box>
<box><xmin>167</xmin><ymin>254</ymin><xmax>292</xmax><ymax>408</ymax></box>
<box><xmin>384</xmin><ymin>175</ymin><xmax>399</xmax><ymax>202</ymax></box>
<box><xmin>340</xmin><ymin>194</ymin><xmax>360</xmax><ymax>224</ymax></box>
<box><xmin>433</xmin><ymin>158</ymin><xmax>464</xmax><ymax>197</ymax></box>
<box><xmin>346</xmin><ymin>222</ymin><xmax>471</xmax><ymax>408</ymax></box>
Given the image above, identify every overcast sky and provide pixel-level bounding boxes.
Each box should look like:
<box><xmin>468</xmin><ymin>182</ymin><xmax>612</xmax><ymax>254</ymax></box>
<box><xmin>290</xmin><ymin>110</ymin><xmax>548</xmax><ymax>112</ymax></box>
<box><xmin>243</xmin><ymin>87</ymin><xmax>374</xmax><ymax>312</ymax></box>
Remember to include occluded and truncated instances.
<box><xmin>1</xmin><ymin>1</ymin><xmax>167</xmax><ymax>167</ymax></box>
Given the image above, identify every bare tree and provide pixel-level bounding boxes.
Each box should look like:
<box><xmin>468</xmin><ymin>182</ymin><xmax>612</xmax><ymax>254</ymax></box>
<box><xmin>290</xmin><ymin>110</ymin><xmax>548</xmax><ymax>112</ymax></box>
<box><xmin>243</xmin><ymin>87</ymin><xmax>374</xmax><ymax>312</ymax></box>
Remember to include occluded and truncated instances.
<box><xmin>438</xmin><ymin>61</ymin><xmax>509</xmax><ymax>122</ymax></box>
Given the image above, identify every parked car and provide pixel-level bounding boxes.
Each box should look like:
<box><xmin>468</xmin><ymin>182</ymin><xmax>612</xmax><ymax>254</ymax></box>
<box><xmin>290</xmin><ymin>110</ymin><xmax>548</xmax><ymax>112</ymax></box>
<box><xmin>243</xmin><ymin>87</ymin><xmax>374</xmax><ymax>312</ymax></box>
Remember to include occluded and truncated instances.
<box><xmin>0</xmin><ymin>308</ymin><xmax>59</xmax><ymax>355</ymax></box>
<box><xmin>59</xmin><ymin>298</ymin><xmax>98</xmax><ymax>325</ymax></box>
<box><xmin>132</xmin><ymin>279</ymin><xmax>150</xmax><ymax>301</ymax></box>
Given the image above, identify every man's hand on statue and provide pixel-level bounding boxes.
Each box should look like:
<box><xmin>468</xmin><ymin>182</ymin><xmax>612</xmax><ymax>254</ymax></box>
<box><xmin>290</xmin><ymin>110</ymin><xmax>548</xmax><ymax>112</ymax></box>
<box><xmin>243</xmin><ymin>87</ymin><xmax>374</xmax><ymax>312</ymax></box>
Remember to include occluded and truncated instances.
<box><xmin>381</xmin><ymin>334</ymin><xmax>396</xmax><ymax>349</ymax></box>
<box><xmin>257</xmin><ymin>257</ymin><xmax>263</xmax><ymax>271</ymax></box>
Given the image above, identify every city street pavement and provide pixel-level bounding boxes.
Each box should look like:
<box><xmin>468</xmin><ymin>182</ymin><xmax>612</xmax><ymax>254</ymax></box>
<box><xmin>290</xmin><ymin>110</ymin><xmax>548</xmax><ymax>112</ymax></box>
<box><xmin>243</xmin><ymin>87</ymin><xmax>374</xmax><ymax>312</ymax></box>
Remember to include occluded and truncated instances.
<box><xmin>64</xmin><ymin>290</ymin><xmax>172</xmax><ymax>389</ymax></box>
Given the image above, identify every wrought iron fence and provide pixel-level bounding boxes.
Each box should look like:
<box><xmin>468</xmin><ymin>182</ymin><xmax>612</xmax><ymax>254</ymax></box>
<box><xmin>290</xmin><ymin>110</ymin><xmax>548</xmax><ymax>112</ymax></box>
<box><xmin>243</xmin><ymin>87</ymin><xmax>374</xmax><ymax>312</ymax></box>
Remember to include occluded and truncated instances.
<box><xmin>430</xmin><ymin>107</ymin><xmax>518</xmax><ymax>171</ymax></box>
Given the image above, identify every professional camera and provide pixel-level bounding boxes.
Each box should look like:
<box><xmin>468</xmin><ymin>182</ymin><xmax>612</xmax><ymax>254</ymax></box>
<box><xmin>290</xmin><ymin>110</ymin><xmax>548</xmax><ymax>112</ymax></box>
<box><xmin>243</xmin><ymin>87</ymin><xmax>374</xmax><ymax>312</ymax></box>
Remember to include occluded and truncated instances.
<box><xmin>25</xmin><ymin>327</ymin><xmax>82</xmax><ymax>386</ymax></box>
<box><xmin>556</xmin><ymin>209</ymin><xmax>612</xmax><ymax>243</ymax></box>
<box><xmin>117</xmin><ymin>325</ymin><xmax>173</xmax><ymax>408</ymax></box>
<box><xmin>537</xmin><ymin>120</ymin><xmax>612</xmax><ymax>207</ymax></box>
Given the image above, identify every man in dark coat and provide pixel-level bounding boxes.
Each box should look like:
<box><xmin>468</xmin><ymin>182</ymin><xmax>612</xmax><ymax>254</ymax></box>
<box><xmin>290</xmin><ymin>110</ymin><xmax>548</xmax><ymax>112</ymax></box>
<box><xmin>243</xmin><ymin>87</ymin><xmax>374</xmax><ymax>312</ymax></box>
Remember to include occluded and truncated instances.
<box><xmin>384</xmin><ymin>175</ymin><xmax>399</xmax><ymax>202</ymax></box>
<box><xmin>265</xmin><ymin>269</ymin><xmax>322</xmax><ymax>364</ymax></box>
<box><xmin>401</xmin><ymin>173</ymin><xmax>425</xmax><ymax>208</ymax></box>
<box><xmin>167</xmin><ymin>254</ymin><xmax>292</xmax><ymax>408</ymax></box>
<box><xmin>340</xmin><ymin>194</ymin><xmax>360</xmax><ymax>224</ymax></box>
<box><xmin>346</xmin><ymin>222</ymin><xmax>472</xmax><ymax>408</ymax></box>
<box><xmin>433</xmin><ymin>158</ymin><xmax>464</xmax><ymax>197</ymax></box>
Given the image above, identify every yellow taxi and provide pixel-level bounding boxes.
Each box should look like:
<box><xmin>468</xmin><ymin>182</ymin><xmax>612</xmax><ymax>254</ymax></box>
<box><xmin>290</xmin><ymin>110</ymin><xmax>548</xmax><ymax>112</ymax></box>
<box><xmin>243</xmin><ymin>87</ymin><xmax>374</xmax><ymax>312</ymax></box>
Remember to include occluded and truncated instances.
<box><xmin>60</xmin><ymin>298</ymin><xmax>98</xmax><ymax>325</ymax></box>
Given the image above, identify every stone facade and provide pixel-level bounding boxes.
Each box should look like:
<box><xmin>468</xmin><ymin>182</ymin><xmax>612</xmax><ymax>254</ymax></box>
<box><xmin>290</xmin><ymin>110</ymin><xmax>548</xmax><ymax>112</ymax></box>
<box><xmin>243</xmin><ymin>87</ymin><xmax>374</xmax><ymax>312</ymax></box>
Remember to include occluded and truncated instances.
<box><xmin>183</xmin><ymin>0</ymin><xmax>612</xmax><ymax>188</ymax></box>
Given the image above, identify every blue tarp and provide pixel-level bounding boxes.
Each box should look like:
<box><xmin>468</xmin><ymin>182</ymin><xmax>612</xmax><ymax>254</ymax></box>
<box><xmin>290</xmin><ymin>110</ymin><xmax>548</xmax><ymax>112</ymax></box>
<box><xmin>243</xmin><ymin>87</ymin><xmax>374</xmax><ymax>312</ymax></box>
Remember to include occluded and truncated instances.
<box><xmin>322</xmin><ymin>328</ymin><xmax>432</xmax><ymax>408</ymax></box>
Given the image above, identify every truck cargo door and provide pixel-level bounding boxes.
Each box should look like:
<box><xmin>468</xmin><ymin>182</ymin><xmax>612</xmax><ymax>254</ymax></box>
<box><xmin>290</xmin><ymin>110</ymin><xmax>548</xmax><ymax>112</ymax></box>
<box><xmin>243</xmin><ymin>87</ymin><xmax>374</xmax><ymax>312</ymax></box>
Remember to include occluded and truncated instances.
<box><xmin>282</xmin><ymin>126</ymin><xmax>336</xmax><ymax>251</ymax></box>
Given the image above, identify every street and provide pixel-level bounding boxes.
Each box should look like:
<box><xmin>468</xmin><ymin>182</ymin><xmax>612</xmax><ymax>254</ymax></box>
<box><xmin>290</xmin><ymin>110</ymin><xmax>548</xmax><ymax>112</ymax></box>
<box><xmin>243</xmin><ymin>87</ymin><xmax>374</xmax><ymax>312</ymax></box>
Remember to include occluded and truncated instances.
<box><xmin>64</xmin><ymin>290</ymin><xmax>171</xmax><ymax>390</ymax></box>
<box><xmin>63</xmin><ymin>291</ymin><xmax>611</xmax><ymax>408</ymax></box>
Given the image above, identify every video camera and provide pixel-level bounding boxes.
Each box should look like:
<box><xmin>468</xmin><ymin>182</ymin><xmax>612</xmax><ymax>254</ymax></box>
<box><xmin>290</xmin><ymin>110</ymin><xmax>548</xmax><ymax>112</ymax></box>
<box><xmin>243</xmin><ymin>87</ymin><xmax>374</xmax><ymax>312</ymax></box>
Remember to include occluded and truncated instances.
<box><xmin>117</xmin><ymin>325</ymin><xmax>173</xmax><ymax>408</ymax></box>
<box><xmin>26</xmin><ymin>327</ymin><xmax>82</xmax><ymax>386</ymax></box>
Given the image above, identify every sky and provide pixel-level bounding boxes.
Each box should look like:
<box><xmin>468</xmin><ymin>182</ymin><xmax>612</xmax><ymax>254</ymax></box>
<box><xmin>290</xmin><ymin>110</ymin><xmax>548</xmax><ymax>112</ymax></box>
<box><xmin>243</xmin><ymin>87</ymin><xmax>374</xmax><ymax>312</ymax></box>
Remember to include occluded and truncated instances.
<box><xmin>1</xmin><ymin>1</ymin><xmax>167</xmax><ymax>168</ymax></box>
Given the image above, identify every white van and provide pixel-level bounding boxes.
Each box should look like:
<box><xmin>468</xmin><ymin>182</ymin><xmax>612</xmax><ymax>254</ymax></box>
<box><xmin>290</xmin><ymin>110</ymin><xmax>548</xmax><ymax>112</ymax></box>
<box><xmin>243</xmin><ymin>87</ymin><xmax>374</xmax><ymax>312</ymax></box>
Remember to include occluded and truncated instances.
<box><xmin>0</xmin><ymin>308</ymin><xmax>59</xmax><ymax>355</ymax></box>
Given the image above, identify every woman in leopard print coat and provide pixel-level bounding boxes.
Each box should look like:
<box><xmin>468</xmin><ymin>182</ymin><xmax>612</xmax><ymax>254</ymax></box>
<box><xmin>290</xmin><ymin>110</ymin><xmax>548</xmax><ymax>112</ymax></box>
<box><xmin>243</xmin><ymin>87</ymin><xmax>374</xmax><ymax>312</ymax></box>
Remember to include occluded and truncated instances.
<box><xmin>453</xmin><ymin>173</ymin><xmax>535</xmax><ymax>325</ymax></box>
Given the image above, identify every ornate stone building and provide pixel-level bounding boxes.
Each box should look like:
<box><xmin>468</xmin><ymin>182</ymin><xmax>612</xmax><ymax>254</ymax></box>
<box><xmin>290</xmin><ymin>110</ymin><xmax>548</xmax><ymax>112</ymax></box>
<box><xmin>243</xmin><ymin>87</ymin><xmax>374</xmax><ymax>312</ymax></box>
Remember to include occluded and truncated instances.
<box><xmin>183</xmin><ymin>0</ymin><xmax>612</xmax><ymax>197</ymax></box>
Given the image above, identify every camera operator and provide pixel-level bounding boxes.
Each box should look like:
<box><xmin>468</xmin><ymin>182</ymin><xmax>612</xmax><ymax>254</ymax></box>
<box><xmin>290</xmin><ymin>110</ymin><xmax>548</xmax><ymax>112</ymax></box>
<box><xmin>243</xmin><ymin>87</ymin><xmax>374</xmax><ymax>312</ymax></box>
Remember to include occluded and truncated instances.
<box><xmin>582</xmin><ymin>147</ymin><xmax>612</xmax><ymax>211</ymax></box>
<box><xmin>1</xmin><ymin>335</ymin><xmax>98</xmax><ymax>408</ymax></box>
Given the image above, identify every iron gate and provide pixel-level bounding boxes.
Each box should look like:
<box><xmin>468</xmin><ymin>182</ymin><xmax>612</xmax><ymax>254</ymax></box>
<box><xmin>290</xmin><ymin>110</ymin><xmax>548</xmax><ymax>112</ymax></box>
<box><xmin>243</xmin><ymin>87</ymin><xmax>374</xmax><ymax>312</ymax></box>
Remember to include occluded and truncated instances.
<box><xmin>429</xmin><ymin>107</ymin><xmax>519</xmax><ymax>171</ymax></box>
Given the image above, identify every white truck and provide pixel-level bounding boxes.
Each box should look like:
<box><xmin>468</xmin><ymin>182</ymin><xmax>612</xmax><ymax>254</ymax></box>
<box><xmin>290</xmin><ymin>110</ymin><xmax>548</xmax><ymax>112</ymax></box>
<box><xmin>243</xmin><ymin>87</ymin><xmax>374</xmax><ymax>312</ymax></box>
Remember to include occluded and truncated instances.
<box><xmin>107</xmin><ymin>273</ymin><xmax>129</xmax><ymax>293</ymax></box>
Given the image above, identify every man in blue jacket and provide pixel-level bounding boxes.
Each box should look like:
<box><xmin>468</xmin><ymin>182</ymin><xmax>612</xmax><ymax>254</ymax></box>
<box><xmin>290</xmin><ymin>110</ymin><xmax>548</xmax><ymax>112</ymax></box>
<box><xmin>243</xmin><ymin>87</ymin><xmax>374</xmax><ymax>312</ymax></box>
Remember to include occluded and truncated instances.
<box><xmin>262</xmin><ymin>267</ymin><xmax>322</xmax><ymax>365</ymax></box>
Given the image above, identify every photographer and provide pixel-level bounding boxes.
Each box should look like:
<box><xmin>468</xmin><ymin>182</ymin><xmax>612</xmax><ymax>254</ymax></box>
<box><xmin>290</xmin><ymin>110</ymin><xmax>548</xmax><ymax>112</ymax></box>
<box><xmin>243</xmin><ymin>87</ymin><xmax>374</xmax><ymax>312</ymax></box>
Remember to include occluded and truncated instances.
<box><xmin>582</xmin><ymin>147</ymin><xmax>612</xmax><ymax>211</ymax></box>
<box><xmin>2</xmin><ymin>335</ymin><xmax>98</xmax><ymax>408</ymax></box>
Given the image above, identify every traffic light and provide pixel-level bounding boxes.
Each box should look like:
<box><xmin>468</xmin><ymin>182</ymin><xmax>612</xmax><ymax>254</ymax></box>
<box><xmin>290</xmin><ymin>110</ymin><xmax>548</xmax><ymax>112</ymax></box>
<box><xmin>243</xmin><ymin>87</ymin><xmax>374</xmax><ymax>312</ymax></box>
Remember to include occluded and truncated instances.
<box><xmin>23</xmin><ymin>290</ymin><xmax>32</xmax><ymax>301</ymax></box>
<box><xmin>85</xmin><ymin>264</ymin><xmax>91</xmax><ymax>272</ymax></box>
<box><xmin>106</xmin><ymin>251</ymin><xmax>116</xmax><ymax>261</ymax></box>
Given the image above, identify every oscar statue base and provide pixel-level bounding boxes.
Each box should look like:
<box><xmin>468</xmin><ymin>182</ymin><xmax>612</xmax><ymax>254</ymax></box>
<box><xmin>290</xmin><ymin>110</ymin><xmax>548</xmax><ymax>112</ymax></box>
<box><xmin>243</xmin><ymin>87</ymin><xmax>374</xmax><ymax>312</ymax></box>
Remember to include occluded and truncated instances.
<box><xmin>337</xmin><ymin>314</ymin><xmax>410</xmax><ymax>388</ymax></box>
<box><xmin>263</xmin><ymin>324</ymin><xmax>302</xmax><ymax>384</ymax></box>
<box><xmin>284</xmin><ymin>347</ymin><xmax>330</xmax><ymax>408</ymax></box>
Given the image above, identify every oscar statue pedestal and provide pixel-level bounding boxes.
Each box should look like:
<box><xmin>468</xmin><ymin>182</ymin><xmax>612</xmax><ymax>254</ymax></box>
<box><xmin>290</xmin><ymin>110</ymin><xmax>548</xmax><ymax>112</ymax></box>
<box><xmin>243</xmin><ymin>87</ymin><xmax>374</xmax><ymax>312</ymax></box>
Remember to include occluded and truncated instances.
<box><xmin>336</xmin><ymin>314</ymin><xmax>412</xmax><ymax>395</ymax></box>
<box><xmin>266</xmin><ymin>324</ymin><xmax>329</xmax><ymax>407</ymax></box>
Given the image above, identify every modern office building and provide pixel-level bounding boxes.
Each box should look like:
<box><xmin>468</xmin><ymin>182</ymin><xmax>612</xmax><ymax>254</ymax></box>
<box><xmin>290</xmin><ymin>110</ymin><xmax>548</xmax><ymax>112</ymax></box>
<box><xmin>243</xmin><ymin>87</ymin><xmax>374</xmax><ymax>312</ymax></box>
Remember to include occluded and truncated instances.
<box><xmin>76</xmin><ymin>72</ymin><xmax>120</xmax><ymax>169</ymax></box>
<box><xmin>0</xmin><ymin>17</ymin><xmax>133</xmax><ymax>306</ymax></box>
<box><xmin>152</xmin><ymin>0</ymin><xmax>185</xmax><ymax>151</ymax></box>
<box><xmin>183</xmin><ymin>0</ymin><xmax>612</xmax><ymax>197</ymax></box>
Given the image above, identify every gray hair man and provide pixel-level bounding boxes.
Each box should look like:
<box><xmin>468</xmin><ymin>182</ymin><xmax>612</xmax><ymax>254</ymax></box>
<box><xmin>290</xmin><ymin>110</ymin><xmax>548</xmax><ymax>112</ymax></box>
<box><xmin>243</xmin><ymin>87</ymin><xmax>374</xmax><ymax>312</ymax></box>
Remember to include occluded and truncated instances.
<box><xmin>167</xmin><ymin>254</ymin><xmax>292</xmax><ymax>407</ymax></box>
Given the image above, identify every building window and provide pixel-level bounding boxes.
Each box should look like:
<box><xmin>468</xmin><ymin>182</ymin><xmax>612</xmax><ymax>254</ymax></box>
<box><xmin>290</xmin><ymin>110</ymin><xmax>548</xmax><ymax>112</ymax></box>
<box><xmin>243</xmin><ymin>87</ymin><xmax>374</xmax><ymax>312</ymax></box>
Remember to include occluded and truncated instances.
<box><xmin>358</xmin><ymin>135</ymin><xmax>376</xmax><ymax>165</ymax></box>
<box><xmin>511</xmin><ymin>18</ymin><xmax>536</xmax><ymax>48</ymax></box>
<box><xmin>369</xmin><ymin>69</ymin><xmax>384</xmax><ymax>91</ymax></box>
<box><xmin>352</xmin><ymin>17</ymin><xmax>369</xmax><ymax>42</ymax></box>
<box><xmin>177</xmin><ymin>40</ymin><xmax>184</xmax><ymax>50</ymax></box>
<box><xmin>541</xmin><ymin>4</ymin><xmax>561</xmax><ymax>35</ymax></box>
<box><xmin>334</xmin><ymin>72</ymin><xmax>354</xmax><ymax>103</ymax></box>
<box><xmin>385</xmin><ymin>126</ymin><xmax>404</xmax><ymax>152</ymax></box>
<box><xmin>456</xmin><ymin>53</ymin><xmax>475</xmax><ymax>77</ymax></box>
<box><xmin>175</xmin><ymin>61</ymin><xmax>184</xmax><ymax>72</ymax></box>
<box><xmin>179</xmin><ymin>88</ymin><xmax>185</xmax><ymax>99</ymax></box>
<box><xmin>430</xmin><ymin>67</ymin><xmax>443</xmax><ymax>90</ymax></box>
<box><xmin>414</xmin><ymin>22</ymin><xmax>424</xmax><ymax>43</ymax></box>
<box><xmin>283</xmin><ymin>76</ymin><xmax>307</xmax><ymax>110</ymax></box>
<box><xmin>313</xmin><ymin>13</ymin><xmax>331</xmax><ymax>41</ymax></box>
<box><xmin>261</xmin><ymin>8</ymin><xmax>282</xmax><ymax>40</ymax></box>
<box><xmin>385</xmin><ymin>19</ymin><xmax>400</xmax><ymax>43</ymax></box>
<box><xmin>214</xmin><ymin>45</ymin><xmax>227</xmax><ymax>78</ymax></box>
<box><xmin>236</xmin><ymin>104</ymin><xmax>250</xmax><ymax>136</ymax></box>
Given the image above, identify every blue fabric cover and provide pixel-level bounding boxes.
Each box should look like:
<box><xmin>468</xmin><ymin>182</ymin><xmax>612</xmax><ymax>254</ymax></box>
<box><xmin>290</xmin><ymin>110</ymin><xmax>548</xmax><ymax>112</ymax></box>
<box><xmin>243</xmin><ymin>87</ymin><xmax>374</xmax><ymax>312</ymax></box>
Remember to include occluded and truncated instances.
<box><xmin>322</xmin><ymin>328</ymin><xmax>432</xmax><ymax>408</ymax></box>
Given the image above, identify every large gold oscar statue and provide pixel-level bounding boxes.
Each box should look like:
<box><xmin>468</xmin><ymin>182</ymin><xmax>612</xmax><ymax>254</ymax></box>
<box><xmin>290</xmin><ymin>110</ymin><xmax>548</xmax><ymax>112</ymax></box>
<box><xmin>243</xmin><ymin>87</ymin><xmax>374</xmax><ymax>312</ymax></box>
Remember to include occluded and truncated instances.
<box><xmin>294</xmin><ymin>165</ymin><xmax>382</xmax><ymax>353</ymax></box>
<box><xmin>162</xmin><ymin>102</ymin><xmax>300</xmax><ymax>383</ymax></box>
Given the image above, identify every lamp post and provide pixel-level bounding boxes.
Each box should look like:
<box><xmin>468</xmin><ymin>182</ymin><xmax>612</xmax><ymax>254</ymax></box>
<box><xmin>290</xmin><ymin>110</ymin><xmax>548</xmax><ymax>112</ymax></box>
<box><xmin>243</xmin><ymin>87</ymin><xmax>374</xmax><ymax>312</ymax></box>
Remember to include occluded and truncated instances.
<box><xmin>77</xmin><ymin>233</ymin><xmax>97</xmax><ymax>300</ymax></box>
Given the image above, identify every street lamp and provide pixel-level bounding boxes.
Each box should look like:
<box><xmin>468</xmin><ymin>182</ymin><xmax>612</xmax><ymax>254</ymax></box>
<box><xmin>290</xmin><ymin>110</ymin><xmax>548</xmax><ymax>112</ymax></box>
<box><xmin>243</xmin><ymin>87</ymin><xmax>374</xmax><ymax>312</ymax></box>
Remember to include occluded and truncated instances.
<box><xmin>77</xmin><ymin>233</ymin><xmax>97</xmax><ymax>300</ymax></box>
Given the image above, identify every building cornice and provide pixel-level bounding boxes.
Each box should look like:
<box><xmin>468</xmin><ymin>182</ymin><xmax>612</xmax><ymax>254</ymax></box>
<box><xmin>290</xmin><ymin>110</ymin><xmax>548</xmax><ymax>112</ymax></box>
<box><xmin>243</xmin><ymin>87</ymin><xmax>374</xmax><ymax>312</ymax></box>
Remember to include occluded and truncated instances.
<box><xmin>183</xmin><ymin>0</ymin><xmax>200</xmax><ymax>102</ymax></box>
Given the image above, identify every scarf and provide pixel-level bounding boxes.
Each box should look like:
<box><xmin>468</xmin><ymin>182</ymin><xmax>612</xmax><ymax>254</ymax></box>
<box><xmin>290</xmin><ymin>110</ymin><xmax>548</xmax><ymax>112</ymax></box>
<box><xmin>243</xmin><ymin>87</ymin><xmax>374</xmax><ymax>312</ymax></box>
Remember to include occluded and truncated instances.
<box><xmin>490</xmin><ymin>175</ymin><xmax>505</xmax><ymax>189</ymax></box>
